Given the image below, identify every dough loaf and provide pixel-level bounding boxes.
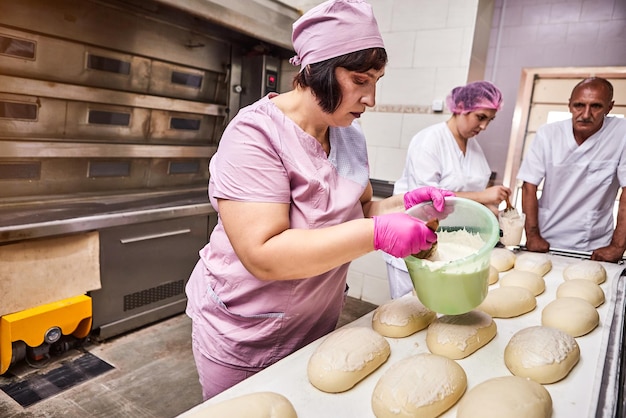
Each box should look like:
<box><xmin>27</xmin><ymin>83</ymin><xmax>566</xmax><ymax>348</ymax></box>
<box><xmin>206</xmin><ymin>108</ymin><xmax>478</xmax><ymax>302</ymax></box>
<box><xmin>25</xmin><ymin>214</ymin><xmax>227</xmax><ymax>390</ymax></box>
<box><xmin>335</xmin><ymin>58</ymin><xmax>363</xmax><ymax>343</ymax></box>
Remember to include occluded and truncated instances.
<box><xmin>490</xmin><ymin>248</ymin><xmax>516</xmax><ymax>272</ymax></box>
<box><xmin>514</xmin><ymin>252</ymin><xmax>552</xmax><ymax>276</ymax></box>
<box><xmin>307</xmin><ymin>327</ymin><xmax>390</xmax><ymax>393</ymax></box>
<box><xmin>371</xmin><ymin>353</ymin><xmax>467</xmax><ymax>418</ymax></box>
<box><xmin>372</xmin><ymin>294</ymin><xmax>436</xmax><ymax>338</ymax></box>
<box><xmin>557</xmin><ymin>279</ymin><xmax>605</xmax><ymax>307</ymax></box>
<box><xmin>563</xmin><ymin>259</ymin><xmax>607</xmax><ymax>284</ymax></box>
<box><xmin>499</xmin><ymin>269</ymin><xmax>545</xmax><ymax>296</ymax></box>
<box><xmin>541</xmin><ymin>297</ymin><xmax>599</xmax><ymax>337</ymax></box>
<box><xmin>488</xmin><ymin>265</ymin><xmax>499</xmax><ymax>285</ymax></box>
<box><xmin>426</xmin><ymin>310</ymin><xmax>497</xmax><ymax>359</ymax></box>
<box><xmin>476</xmin><ymin>286</ymin><xmax>536</xmax><ymax>318</ymax></box>
<box><xmin>504</xmin><ymin>326</ymin><xmax>580</xmax><ymax>384</ymax></box>
<box><xmin>456</xmin><ymin>376</ymin><xmax>552</xmax><ymax>418</ymax></box>
<box><xmin>193</xmin><ymin>392</ymin><xmax>297</xmax><ymax>418</ymax></box>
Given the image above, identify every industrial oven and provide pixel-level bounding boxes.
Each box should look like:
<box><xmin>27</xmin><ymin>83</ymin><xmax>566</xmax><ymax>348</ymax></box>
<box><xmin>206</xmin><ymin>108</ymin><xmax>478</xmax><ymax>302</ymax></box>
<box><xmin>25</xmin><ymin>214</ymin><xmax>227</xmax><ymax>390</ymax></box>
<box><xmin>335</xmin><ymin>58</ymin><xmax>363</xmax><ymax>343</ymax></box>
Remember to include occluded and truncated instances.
<box><xmin>0</xmin><ymin>0</ymin><xmax>299</xmax><ymax>370</ymax></box>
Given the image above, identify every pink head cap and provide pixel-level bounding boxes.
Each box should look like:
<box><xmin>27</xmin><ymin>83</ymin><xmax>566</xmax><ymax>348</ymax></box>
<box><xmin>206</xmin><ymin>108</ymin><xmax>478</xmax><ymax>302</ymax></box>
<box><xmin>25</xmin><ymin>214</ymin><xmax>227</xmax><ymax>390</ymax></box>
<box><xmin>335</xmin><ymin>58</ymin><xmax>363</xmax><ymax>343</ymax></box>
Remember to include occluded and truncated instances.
<box><xmin>446</xmin><ymin>81</ymin><xmax>503</xmax><ymax>114</ymax></box>
<box><xmin>289</xmin><ymin>0</ymin><xmax>385</xmax><ymax>69</ymax></box>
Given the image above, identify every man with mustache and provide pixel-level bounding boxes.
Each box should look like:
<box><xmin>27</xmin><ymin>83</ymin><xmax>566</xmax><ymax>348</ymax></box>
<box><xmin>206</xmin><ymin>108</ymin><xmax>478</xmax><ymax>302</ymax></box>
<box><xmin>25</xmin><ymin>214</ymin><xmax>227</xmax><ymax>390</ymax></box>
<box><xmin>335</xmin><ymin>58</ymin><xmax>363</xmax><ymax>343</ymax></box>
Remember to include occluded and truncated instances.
<box><xmin>518</xmin><ymin>77</ymin><xmax>626</xmax><ymax>262</ymax></box>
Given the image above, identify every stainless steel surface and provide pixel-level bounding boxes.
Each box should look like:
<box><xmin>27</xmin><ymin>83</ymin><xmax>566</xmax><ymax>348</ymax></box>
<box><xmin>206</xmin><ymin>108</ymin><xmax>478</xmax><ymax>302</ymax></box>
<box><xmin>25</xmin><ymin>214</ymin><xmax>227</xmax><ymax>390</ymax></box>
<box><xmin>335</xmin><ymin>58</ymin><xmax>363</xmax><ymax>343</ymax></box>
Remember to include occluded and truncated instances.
<box><xmin>91</xmin><ymin>214</ymin><xmax>211</xmax><ymax>340</ymax></box>
<box><xmin>0</xmin><ymin>76</ymin><xmax>227</xmax><ymax>117</ymax></box>
<box><xmin>0</xmin><ymin>0</ymin><xmax>296</xmax><ymax>342</ymax></box>
<box><xmin>0</xmin><ymin>188</ymin><xmax>215</xmax><ymax>244</ymax></box>
<box><xmin>183</xmin><ymin>252</ymin><xmax>626</xmax><ymax>418</ymax></box>
<box><xmin>595</xmin><ymin>272</ymin><xmax>626</xmax><ymax>418</ymax></box>
<box><xmin>150</xmin><ymin>0</ymin><xmax>301</xmax><ymax>51</ymax></box>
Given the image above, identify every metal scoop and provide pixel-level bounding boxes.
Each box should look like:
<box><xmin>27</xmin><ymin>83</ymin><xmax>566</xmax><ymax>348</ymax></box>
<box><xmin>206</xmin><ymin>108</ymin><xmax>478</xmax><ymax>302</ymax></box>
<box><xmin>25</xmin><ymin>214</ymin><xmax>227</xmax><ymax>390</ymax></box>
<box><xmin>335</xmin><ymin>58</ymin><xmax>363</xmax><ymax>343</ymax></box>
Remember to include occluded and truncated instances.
<box><xmin>412</xmin><ymin>218</ymin><xmax>439</xmax><ymax>259</ymax></box>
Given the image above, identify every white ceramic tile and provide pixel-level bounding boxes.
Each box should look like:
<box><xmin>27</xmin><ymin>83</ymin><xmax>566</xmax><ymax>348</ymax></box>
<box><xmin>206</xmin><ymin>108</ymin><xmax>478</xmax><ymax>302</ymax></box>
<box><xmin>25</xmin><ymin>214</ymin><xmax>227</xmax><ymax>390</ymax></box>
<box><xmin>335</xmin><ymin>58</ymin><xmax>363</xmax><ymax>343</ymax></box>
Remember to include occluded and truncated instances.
<box><xmin>447</xmin><ymin>0</ymin><xmax>480</xmax><ymax>28</ymax></box>
<box><xmin>371</xmin><ymin>146</ymin><xmax>408</xmax><ymax>181</ymax></box>
<box><xmin>434</xmin><ymin>67</ymin><xmax>470</xmax><ymax>96</ymax></box>
<box><xmin>391</xmin><ymin>0</ymin><xmax>450</xmax><ymax>31</ymax></box>
<box><xmin>352</xmin><ymin>251</ymin><xmax>389</xmax><ymax>278</ymax></box>
<box><xmin>414</xmin><ymin>28</ymin><xmax>467</xmax><ymax>67</ymax></box>
<box><xmin>361</xmin><ymin>272</ymin><xmax>391</xmax><ymax>305</ymax></box>
<box><xmin>378</xmin><ymin>68</ymin><xmax>437</xmax><ymax>105</ymax></box>
<box><xmin>370</xmin><ymin>0</ymin><xmax>394</xmax><ymax>32</ymax></box>
<box><xmin>383</xmin><ymin>31</ymin><xmax>416</xmax><ymax>68</ymax></box>
<box><xmin>366</xmin><ymin>144</ymin><xmax>378</xmax><ymax>176</ymax></box>
<box><xmin>346</xmin><ymin>269</ymin><xmax>364</xmax><ymax>299</ymax></box>
<box><xmin>399</xmin><ymin>113</ymin><xmax>450</xmax><ymax>148</ymax></box>
<box><xmin>360</xmin><ymin>112</ymin><xmax>403</xmax><ymax>147</ymax></box>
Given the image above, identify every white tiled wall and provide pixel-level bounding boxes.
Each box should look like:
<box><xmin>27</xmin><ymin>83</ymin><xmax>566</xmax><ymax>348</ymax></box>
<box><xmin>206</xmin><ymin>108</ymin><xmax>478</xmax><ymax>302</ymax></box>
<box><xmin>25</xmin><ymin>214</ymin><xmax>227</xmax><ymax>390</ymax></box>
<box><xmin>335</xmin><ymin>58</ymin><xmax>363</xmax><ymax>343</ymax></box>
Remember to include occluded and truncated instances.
<box><xmin>278</xmin><ymin>0</ymin><xmax>626</xmax><ymax>305</ymax></box>
<box><xmin>282</xmin><ymin>0</ymin><xmax>486</xmax><ymax>304</ymax></box>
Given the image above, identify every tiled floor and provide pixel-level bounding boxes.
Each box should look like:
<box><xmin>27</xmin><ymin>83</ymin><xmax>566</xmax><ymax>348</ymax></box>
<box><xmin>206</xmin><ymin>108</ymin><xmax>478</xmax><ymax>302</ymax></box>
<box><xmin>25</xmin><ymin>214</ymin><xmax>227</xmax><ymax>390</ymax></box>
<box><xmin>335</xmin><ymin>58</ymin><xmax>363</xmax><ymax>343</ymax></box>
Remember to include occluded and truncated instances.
<box><xmin>0</xmin><ymin>297</ymin><xmax>377</xmax><ymax>418</ymax></box>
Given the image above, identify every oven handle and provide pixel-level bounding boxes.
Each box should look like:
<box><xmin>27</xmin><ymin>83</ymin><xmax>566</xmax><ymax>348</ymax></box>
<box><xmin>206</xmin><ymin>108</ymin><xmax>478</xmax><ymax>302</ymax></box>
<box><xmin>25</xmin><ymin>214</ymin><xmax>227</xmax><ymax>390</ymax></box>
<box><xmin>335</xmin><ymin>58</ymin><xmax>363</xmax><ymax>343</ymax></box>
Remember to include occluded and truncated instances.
<box><xmin>119</xmin><ymin>228</ymin><xmax>191</xmax><ymax>244</ymax></box>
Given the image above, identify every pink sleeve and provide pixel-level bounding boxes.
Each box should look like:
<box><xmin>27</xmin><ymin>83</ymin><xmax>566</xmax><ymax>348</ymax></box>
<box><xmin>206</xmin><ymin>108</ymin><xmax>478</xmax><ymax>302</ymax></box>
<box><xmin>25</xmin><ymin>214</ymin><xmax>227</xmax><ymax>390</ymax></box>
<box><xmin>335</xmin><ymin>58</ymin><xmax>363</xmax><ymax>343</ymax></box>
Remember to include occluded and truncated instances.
<box><xmin>210</xmin><ymin>113</ymin><xmax>291</xmax><ymax>204</ymax></box>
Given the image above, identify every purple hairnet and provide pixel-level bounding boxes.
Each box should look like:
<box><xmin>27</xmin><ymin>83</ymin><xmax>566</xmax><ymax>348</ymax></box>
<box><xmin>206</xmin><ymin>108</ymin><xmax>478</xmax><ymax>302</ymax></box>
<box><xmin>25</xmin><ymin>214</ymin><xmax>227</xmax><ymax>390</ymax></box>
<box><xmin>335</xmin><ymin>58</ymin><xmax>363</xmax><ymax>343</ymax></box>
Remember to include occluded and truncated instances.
<box><xmin>445</xmin><ymin>81</ymin><xmax>503</xmax><ymax>114</ymax></box>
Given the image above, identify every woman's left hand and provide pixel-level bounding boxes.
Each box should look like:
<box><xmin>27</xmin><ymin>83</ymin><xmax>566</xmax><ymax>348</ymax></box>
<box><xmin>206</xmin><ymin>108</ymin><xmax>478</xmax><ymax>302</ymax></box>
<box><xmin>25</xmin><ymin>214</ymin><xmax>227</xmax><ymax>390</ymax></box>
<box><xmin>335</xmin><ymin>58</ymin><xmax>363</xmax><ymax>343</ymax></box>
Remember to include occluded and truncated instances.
<box><xmin>404</xmin><ymin>187</ymin><xmax>455</xmax><ymax>211</ymax></box>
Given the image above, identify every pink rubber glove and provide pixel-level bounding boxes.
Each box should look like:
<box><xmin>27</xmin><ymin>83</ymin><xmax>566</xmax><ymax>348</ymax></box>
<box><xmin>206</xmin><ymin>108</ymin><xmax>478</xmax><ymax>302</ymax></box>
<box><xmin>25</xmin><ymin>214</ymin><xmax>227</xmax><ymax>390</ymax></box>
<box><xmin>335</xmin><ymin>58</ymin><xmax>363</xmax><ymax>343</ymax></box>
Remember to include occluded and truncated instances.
<box><xmin>373</xmin><ymin>213</ymin><xmax>436</xmax><ymax>258</ymax></box>
<box><xmin>404</xmin><ymin>187</ymin><xmax>455</xmax><ymax>211</ymax></box>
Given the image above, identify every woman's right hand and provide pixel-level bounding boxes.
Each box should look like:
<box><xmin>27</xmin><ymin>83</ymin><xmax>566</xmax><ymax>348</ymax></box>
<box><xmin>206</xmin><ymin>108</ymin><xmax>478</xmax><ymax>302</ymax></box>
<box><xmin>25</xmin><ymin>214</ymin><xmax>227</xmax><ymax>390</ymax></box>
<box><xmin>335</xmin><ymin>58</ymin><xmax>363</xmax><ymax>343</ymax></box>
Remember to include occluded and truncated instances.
<box><xmin>481</xmin><ymin>185</ymin><xmax>511</xmax><ymax>207</ymax></box>
<box><xmin>373</xmin><ymin>213</ymin><xmax>436</xmax><ymax>258</ymax></box>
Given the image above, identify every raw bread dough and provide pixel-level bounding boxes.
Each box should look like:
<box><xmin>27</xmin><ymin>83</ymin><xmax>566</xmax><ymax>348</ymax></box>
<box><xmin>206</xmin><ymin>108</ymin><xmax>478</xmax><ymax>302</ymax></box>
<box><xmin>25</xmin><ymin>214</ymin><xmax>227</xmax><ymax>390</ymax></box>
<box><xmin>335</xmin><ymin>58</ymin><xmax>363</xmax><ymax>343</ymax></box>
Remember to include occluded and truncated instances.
<box><xmin>488</xmin><ymin>265</ymin><xmax>499</xmax><ymax>285</ymax></box>
<box><xmin>371</xmin><ymin>353</ymin><xmax>467</xmax><ymax>418</ymax></box>
<box><xmin>541</xmin><ymin>297</ymin><xmax>599</xmax><ymax>337</ymax></box>
<box><xmin>192</xmin><ymin>392</ymin><xmax>297</xmax><ymax>418</ymax></box>
<box><xmin>490</xmin><ymin>248</ymin><xmax>516</xmax><ymax>272</ymax></box>
<box><xmin>557</xmin><ymin>279</ymin><xmax>605</xmax><ymax>307</ymax></box>
<box><xmin>514</xmin><ymin>252</ymin><xmax>552</xmax><ymax>276</ymax></box>
<box><xmin>307</xmin><ymin>327</ymin><xmax>390</xmax><ymax>393</ymax></box>
<box><xmin>372</xmin><ymin>294</ymin><xmax>436</xmax><ymax>338</ymax></box>
<box><xmin>456</xmin><ymin>375</ymin><xmax>552</xmax><ymax>418</ymax></box>
<box><xmin>426</xmin><ymin>310</ymin><xmax>497</xmax><ymax>359</ymax></box>
<box><xmin>504</xmin><ymin>325</ymin><xmax>580</xmax><ymax>384</ymax></box>
<box><xmin>476</xmin><ymin>286</ymin><xmax>536</xmax><ymax>318</ymax></box>
<box><xmin>563</xmin><ymin>259</ymin><xmax>607</xmax><ymax>284</ymax></box>
<box><xmin>499</xmin><ymin>270</ymin><xmax>545</xmax><ymax>296</ymax></box>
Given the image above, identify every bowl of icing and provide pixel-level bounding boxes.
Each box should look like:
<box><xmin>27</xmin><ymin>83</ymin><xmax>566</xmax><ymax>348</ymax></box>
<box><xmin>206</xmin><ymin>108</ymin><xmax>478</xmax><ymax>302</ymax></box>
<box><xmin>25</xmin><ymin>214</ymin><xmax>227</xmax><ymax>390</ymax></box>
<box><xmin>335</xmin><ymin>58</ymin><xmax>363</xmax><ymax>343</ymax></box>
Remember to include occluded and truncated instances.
<box><xmin>404</xmin><ymin>197</ymin><xmax>499</xmax><ymax>315</ymax></box>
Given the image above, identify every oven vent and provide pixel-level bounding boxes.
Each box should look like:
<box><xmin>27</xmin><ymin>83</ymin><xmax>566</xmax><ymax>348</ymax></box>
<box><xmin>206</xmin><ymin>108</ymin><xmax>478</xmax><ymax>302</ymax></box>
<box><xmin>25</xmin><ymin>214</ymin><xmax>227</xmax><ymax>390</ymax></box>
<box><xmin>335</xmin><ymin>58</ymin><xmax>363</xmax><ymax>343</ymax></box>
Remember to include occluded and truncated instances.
<box><xmin>123</xmin><ymin>280</ymin><xmax>185</xmax><ymax>311</ymax></box>
<box><xmin>0</xmin><ymin>34</ymin><xmax>35</xmax><ymax>59</ymax></box>
<box><xmin>0</xmin><ymin>162</ymin><xmax>41</xmax><ymax>180</ymax></box>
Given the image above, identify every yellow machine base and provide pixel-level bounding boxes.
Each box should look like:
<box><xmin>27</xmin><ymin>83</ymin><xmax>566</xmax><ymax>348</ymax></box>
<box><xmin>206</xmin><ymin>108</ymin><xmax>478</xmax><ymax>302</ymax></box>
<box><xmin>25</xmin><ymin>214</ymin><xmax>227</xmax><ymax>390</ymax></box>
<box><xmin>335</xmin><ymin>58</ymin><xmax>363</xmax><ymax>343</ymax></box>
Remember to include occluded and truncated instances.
<box><xmin>0</xmin><ymin>295</ymin><xmax>92</xmax><ymax>374</ymax></box>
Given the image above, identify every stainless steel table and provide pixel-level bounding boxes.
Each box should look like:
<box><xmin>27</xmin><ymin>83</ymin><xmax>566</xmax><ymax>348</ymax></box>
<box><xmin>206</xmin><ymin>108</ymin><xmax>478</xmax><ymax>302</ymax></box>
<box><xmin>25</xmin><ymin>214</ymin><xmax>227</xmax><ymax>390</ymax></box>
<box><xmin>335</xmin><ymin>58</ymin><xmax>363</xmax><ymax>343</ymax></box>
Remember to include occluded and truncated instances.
<box><xmin>180</xmin><ymin>253</ymin><xmax>626</xmax><ymax>418</ymax></box>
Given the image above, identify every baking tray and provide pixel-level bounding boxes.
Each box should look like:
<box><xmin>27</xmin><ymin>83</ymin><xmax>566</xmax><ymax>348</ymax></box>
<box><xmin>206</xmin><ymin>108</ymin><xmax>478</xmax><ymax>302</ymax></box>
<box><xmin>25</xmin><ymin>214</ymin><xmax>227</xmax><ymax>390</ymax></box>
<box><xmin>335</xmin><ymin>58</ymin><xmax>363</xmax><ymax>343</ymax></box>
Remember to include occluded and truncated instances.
<box><xmin>179</xmin><ymin>253</ymin><xmax>626</xmax><ymax>418</ymax></box>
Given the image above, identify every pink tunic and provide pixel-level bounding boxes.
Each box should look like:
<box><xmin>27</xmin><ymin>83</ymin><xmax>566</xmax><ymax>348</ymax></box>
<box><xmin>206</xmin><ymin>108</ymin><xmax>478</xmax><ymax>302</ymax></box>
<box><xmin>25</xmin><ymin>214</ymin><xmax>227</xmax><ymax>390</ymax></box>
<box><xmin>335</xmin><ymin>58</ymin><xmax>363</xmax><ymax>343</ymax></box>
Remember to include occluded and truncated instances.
<box><xmin>185</xmin><ymin>94</ymin><xmax>370</xmax><ymax>370</ymax></box>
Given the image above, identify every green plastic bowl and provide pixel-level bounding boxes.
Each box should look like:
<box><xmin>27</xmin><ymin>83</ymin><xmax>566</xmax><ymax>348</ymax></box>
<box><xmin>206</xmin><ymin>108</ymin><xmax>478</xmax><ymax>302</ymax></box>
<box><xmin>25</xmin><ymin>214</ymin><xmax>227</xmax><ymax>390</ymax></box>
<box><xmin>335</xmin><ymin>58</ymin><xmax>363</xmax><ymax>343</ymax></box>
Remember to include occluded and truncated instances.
<box><xmin>404</xmin><ymin>197</ymin><xmax>499</xmax><ymax>315</ymax></box>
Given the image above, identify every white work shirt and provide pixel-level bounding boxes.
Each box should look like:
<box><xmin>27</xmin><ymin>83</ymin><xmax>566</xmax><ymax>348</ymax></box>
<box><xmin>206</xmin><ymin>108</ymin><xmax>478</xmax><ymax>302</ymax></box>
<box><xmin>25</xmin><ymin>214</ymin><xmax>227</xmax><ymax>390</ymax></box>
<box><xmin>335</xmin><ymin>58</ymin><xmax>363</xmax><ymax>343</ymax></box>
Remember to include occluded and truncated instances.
<box><xmin>517</xmin><ymin>116</ymin><xmax>626</xmax><ymax>251</ymax></box>
<box><xmin>393</xmin><ymin>122</ymin><xmax>491</xmax><ymax>195</ymax></box>
<box><xmin>385</xmin><ymin>122</ymin><xmax>492</xmax><ymax>297</ymax></box>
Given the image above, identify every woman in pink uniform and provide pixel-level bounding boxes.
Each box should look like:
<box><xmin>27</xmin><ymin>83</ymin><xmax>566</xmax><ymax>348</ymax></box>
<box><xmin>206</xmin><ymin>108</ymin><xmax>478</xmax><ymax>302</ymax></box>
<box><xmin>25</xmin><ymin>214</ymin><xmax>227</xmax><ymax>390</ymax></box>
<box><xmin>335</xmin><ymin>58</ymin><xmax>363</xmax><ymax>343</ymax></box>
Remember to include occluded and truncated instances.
<box><xmin>185</xmin><ymin>0</ymin><xmax>453</xmax><ymax>400</ymax></box>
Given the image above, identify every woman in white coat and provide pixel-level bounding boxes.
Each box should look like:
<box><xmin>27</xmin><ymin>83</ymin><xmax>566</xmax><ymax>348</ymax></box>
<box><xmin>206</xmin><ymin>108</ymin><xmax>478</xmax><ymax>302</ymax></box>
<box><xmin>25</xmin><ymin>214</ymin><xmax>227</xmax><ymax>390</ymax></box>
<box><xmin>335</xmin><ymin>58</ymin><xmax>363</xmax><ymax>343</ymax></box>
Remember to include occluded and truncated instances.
<box><xmin>384</xmin><ymin>81</ymin><xmax>510</xmax><ymax>298</ymax></box>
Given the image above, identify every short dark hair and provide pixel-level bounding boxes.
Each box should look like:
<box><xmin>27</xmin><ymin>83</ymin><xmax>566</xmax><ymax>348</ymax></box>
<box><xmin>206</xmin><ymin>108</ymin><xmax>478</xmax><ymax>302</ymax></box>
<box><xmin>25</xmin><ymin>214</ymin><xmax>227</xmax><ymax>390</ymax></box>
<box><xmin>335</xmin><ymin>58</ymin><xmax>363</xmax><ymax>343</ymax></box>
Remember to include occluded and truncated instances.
<box><xmin>293</xmin><ymin>47</ymin><xmax>387</xmax><ymax>113</ymax></box>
